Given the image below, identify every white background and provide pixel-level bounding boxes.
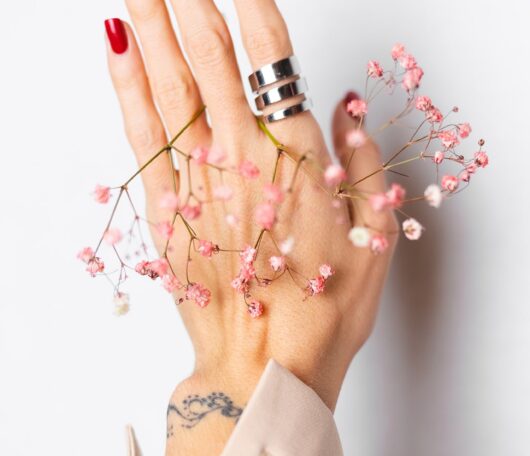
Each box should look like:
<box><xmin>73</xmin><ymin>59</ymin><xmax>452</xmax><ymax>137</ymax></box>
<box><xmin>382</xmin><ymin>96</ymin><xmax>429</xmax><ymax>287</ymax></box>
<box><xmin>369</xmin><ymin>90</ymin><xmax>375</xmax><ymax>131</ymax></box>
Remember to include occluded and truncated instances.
<box><xmin>0</xmin><ymin>0</ymin><xmax>529</xmax><ymax>455</ymax></box>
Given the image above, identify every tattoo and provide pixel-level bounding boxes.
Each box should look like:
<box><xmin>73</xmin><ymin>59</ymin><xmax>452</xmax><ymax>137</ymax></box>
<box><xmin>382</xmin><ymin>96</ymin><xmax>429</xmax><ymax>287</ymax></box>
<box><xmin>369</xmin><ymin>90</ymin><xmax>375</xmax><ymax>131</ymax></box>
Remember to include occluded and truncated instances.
<box><xmin>166</xmin><ymin>391</ymin><xmax>243</xmax><ymax>436</ymax></box>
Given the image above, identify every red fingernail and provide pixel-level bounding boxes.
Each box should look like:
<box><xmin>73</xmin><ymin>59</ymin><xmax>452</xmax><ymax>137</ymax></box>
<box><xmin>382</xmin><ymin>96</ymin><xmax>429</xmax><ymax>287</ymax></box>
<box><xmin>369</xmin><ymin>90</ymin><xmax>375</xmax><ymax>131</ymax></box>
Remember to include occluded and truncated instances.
<box><xmin>105</xmin><ymin>18</ymin><xmax>128</xmax><ymax>54</ymax></box>
<box><xmin>344</xmin><ymin>91</ymin><xmax>359</xmax><ymax>108</ymax></box>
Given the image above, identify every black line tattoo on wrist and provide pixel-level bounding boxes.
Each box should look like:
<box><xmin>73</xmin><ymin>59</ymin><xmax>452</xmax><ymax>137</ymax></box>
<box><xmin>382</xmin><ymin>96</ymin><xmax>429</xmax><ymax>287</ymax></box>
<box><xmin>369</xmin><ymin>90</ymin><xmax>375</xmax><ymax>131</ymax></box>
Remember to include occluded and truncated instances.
<box><xmin>166</xmin><ymin>391</ymin><xmax>243</xmax><ymax>435</ymax></box>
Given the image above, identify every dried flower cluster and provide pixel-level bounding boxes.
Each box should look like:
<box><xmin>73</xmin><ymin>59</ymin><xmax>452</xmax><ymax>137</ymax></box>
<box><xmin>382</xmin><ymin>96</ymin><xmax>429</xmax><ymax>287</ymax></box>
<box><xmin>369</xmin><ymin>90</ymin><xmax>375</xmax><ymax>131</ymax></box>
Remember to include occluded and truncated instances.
<box><xmin>79</xmin><ymin>44</ymin><xmax>489</xmax><ymax>317</ymax></box>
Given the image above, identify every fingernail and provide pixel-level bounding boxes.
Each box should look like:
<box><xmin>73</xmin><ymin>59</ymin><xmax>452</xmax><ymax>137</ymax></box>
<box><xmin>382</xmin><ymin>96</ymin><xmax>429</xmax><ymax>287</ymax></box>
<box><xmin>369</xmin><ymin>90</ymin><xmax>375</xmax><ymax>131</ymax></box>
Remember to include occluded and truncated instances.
<box><xmin>105</xmin><ymin>18</ymin><xmax>128</xmax><ymax>54</ymax></box>
<box><xmin>343</xmin><ymin>91</ymin><xmax>359</xmax><ymax>109</ymax></box>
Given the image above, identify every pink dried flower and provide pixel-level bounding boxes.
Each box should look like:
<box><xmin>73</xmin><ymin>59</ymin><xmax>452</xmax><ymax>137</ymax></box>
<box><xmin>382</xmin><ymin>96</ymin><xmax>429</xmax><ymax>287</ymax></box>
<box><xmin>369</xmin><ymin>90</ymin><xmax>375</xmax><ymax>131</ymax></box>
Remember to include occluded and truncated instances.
<box><xmin>87</xmin><ymin>257</ymin><xmax>105</xmax><ymax>277</ymax></box>
<box><xmin>198</xmin><ymin>240</ymin><xmax>217</xmax><ymax>258</ymax></box>
<box><xmin>474</xmin><ymin>151</ymin><xmax>489</xmax><ymax>168</ymax></box>
<box><xmin>324</xmin><ymin>164</ymin><xmax>347</xmax><ymax>186</ymax></box>
<box><xmin>254</xmin><ymin>202</ymin><xmax>276</xmax><ymax>230</ymax></box>
<box><xmin>150</xmin><ymin>258</ymin><xmax>169</xmax><ymax>277</ymax></box>
<box><xmin>279</xmin><ymin>236</ymin><xmax>294</xmax><ymax>255</ymax></box>
<box><xmin>367</xmin><ymin>60</ymin><xmax>383</xmax><ymax>78</ymax></box>
<box><xmin>369</xmin><ymin>193</ymin><xmax>388</xmax><ymax>212</ymax></box>
<box><xmin>426</xmin><ymin>107</ymin><xmax>443</xmax><ymax>123</ymax></box>
<box><xmin>415</xmin><ymin>96</ymin><xmax>432</xmax><ymax>112</ymax></box>
<box><xmin>438</xmin><ymin>130</ymin><xmax>460</xmax><ymax>149</ymax></box>
<box><xmin>162</xmin><ymin>274</ymin><xmax>181</xmax><ymax>293</ymax></box>
<box><xmin>441</xmin><ymin>175</ymin><xmax>459</xmax><ymax>192</ymax></box>
<box><xmin>346</xmin><ymin>129</ymin><xmax>367</xmax><ymax>148</ymax></box>
<box><xmin>370</xmin><ymin>234</ymin><xmax>389</xmax><ymax>255</ymax></box>
<box><xmin>248</xmin><ymin>300</ymin><xmax>264</xmax><ymax>319</ymax></box>
<box><xmin>433</xmin><ymin>151</ymin><xmax>445</xmax><ymax>164</ymax></box>
<box><xmin>347</xmin><ymin>99</ymin><xmax>368</xmax><ymax>118</ymax></box>
<box><xmin>460</xmin><ymin>170</ymin><xmax>471</xmax><ymax>182</ymax></box>
<box><xmin>386</xmin><ymin>183</ymin><xmax>406</xmax><ymax>209</ymax></box>
<box><xmin>263</xmin><ymin>183</ymin><xmax>284</xmax><ymax>203</ymax></box>
<box><xmin>135</xmin><ymin>260</ymin><xmax>151</xmax><ymax>276</ymax></box>
<box><xmin>181</xmin><ymin>203</ymin><xmax>201</xmax><ymax>220</ymax></box>
<box><xmin>398</xmin><ymin>53</ymin><xmax>417</xmax><ymax>70</ymax></box>
<box><xmin>185</xmin><ymin>283</ymin><xmax>211</xmax><ymax>308</ymax></box>
<box><xmin>307</xmin><ymin>276</ymin><xmax>326</xmax><ymax>296</ymax></box>
<box><xmin>466</xmin><ymin>163</ymin><xmax>478</xmax><ymax>174</ymax></box>
<box><xmin>319</xmin><ymin>264</ymin><xmax>335</xmax><ymax>279</ymax></box>
<box><xmin>269</xmin><ymin>256</ymin><xmax>286</xmax><ymax>272</ymax></box>
<box><xmin>77</xmin><ymin>247</ymin><xmax>94</xmax><ymax>263</ymax></box>
<box><xmin>240</xmin><ymin>246</ymin><xmax>257</xmax><ymax>265</ymax></box>
<box><xmin>104</xmin><ymin>228</ymin><xmax>123</xmax><ymax>246</ymax></box>
<box><xmin>402</xmin><ymin>67</ymin><xmax>424</xmax><ymax>91</ymax></box>
<box><xmin>159</xmin><ymin>192</ymin><xmax>179</xmax><ymax>211</ymax></box>
<box><xmin>213</xmin><ymin>185</ymin><xmax>233</xmax><ymax>201</ymax></box>
<box><xmin>239</xmin><ymin>160</ymin><xmax>260</xmax><ymax>179</ymax></box>
<box><xmin>391</xmin><ymin>43</ymin><xmax>405</xmax><ymax>60</ymax></box>
<box><xmin>207</xmin><ymin>145</ymin><xmax>226</xmax><ymax>165</ymax></box>
<box><xmin>93</xmin><ymin>185</ymin><xmax>111</xmax><ymax>204</ymax></box>
<box><xmin>348</xmin><ymin>226</ymin><xmax>371</xmax><ymax>247</ymax></box>
<box><xmin>113</xmin><ymin>292</ymin><xmax>130</xmax><ymax>316</ymax></box>
<box><xmin>191</xmin><ymin>146</ymin><xmax>209</xmax><ymax>165</ymax></box>
<box><xmin>424</xmin><ymin>184</ymin><xmax>443</xmax><ymax>208</ymax></box>
<box><xmin>156</xmin><ymin>221</ymin><xmax>174</xmax><ymax>240</ymax></box>
<box><xmin>458</xmin><ymin>123</ymin><xmax>472</xmax><ymax>138</ymax></box>
<box><xmin>402</xmin><ymin>218</ymin><xmax>424</xmax><ymax>240</ymax></box>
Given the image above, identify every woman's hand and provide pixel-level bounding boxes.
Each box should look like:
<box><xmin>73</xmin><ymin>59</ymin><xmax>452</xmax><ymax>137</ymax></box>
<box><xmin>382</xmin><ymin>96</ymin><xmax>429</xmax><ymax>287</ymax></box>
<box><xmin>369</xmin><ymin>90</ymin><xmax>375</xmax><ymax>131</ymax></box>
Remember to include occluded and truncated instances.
<box><xmin>105</xmin><ymin>1</ymin><xmax>397</xmax><ymax>454</ymax></box>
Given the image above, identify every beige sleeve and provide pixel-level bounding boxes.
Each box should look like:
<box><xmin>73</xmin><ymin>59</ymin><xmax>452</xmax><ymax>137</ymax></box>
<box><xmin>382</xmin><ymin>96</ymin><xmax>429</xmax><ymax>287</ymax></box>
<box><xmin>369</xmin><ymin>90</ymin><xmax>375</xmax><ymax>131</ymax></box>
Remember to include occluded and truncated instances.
<box><xmin>126</xmin><ymin>359</ymin><xmax>343</xmax><ymax>456</ymax></box>
<box><xmin>220</xmin><ymin>359</ymin><xmax>343</xmax><ymax>456</ymax></box>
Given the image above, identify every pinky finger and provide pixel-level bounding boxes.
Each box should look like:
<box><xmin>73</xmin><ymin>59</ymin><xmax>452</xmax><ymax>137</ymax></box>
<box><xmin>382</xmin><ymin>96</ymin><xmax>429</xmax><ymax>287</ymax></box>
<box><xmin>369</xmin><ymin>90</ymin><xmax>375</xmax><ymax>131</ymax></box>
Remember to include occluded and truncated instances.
<box><xmin>105</xmin><ymin>18</ymin><xmax>176</xmax><ymax>204</ymax></box>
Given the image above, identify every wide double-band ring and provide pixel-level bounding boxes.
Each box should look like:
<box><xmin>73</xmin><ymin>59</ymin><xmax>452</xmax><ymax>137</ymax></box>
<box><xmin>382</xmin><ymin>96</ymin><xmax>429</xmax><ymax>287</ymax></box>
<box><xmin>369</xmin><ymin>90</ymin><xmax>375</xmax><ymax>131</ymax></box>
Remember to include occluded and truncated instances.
<box><xmin>248</xmin><ymin>55</ymin><xmax>312</xmax><ymax>123</ymax></box>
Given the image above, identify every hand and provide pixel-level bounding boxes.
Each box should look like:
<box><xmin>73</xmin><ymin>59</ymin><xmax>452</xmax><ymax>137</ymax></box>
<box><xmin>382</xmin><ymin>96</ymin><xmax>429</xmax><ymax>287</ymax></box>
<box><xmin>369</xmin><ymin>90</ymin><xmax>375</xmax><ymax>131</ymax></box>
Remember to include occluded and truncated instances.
<box><xmin>105</xmin><ymin>1</ymin><xmax>397</xmax><ymax>454</ymax></box>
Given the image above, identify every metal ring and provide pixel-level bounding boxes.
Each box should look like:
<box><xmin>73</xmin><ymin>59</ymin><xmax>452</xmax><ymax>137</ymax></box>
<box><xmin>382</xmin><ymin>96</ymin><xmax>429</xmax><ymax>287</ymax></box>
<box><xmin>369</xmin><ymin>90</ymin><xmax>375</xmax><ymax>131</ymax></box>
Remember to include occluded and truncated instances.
<box><xmin>254</xmin><ymin>78</ymin><xmax>308</xmax><ymax>111</ymax></box>
<box><xmin>263</xmin><ymin>99</ymin><xmax>313</xmax><ymax>124</ymax></box>
<box><xmin>248</xmin><ymin>56</ymin><xmax>301</xmax><ymax>93</ymax></box>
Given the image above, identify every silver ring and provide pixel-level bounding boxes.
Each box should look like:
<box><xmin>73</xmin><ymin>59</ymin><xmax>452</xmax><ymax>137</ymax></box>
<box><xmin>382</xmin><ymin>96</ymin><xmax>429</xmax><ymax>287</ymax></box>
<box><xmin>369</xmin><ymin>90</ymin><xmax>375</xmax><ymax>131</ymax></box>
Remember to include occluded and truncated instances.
<box><xmin>248</xmin><ymin>56</ymin><xmax>301</xmax><ymax>93</ymax></box>
<box><xmin>263</xmin><ymin>99</ymin><xmax>313</xmax><ymax>124</ymax></box>
<box><xmin>254</xmin><ymin>78</ymin><xmax>308</xmax><ymax>111</ymax></box>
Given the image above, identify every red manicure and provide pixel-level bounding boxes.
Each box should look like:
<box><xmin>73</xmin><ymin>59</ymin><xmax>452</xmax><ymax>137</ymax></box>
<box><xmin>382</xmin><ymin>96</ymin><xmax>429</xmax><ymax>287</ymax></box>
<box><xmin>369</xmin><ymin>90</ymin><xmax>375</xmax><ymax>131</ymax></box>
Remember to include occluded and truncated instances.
<box><xmin>344</xmin><ymin>91</ymin><xmax>359</xmax><ymax>109</ymax></box>
<box><xmin>105</xmin><ymin>18</ymin><xmax>128</xmax><ymax>54</ymax></box>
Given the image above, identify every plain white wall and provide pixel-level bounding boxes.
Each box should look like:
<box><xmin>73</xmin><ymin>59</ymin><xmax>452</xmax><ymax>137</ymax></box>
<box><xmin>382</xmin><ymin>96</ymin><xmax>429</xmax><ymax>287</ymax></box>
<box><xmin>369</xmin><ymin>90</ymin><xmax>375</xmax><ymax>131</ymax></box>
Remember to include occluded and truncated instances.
<box><xmin>0</xmin><ymin>0</ymin><xmax>528</xmax><ymax>455</ymax></box>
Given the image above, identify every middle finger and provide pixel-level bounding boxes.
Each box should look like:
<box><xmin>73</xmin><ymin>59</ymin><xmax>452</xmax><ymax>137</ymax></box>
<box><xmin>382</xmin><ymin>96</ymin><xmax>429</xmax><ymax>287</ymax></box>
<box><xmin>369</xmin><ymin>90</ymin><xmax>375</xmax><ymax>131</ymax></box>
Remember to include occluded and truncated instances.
<box><xmin>169</xmin><ymin>0</ymin><xmax>258</xmax><ymax>145</ymax></box>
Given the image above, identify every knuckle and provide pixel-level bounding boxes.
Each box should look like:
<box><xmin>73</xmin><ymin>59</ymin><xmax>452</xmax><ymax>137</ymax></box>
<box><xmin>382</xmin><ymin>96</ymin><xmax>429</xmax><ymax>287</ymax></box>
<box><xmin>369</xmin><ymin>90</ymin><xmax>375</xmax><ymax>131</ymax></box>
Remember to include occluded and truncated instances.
<box><xmin>186</xmin><ymin>28</ymin><xmax>230</xmax><ymax>67</ymax></box>
<box><xmin>126</xmin><ymin>0</ymin><xmax>159</xmax><ymax>22</ymax></box>
<box><xmin>153</xmin><ymin>76</ymin><xmax>194</xmax><ymax>113</ymax></box>
<box><xmin>113</xmin><ymin>72</ymin><xmax>142</xmax><ymax>92</ymax></box>
<box><xmin>126</xmin><ymin>123</ymin><xmax>165</xmax><ymax>154</ymax></box>
<box><xmin>245</xmin><ymin>25</ymin><xmax>290</xmax><ymax>63</ymax></box>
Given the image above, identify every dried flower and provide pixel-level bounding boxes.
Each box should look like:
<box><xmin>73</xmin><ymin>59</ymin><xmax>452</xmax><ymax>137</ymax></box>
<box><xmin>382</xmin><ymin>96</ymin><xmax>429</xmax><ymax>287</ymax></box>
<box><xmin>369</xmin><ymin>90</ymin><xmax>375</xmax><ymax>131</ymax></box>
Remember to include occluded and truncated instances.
<box><xmin>185</xmin><ymin>283</ymin><xmax>211</xmax><ymax>308</ymax></box>
<box><xmin>87</xmin><ymin>257</ymin><xmax>105</xmax><ymax>277</ymax></box>
<box><xmin>441</xmin><ymin>175</ymin><xmax>459</xmax><ymax>192</ymax></box>
<box><xmin>93</xmin><ymin>185</ymin><xmax>111</xmax><ymax>204</ymax></box>
<box><xmin>391</xmin><ymin>43</ymin><xmax>405</xmax><ymax>60</ymax></box>
<box><xmin>424</xmin><ymin>184</ymin><xmax>443</xmax><ymax>208</ymax></box>
<box><xmin>254</xmin><ymin>202</ymin><xmax>276</xmax><ymax>230</ymax></box>
<box><xmin>159</xmin><ymin>192</ymin><xmax>179</xmax><ymax>211</ymax></box>
<box><xmin>433</xmin><ymin>150</ymin><xmax>445</xmax><ymax>164</ymax></box>
<box><xmin>198</xmin><ymin>240</ymin><xmax>217</xmax><ymax>258</ymax></box>
<box><xmin>104</xmin><ymin>228</ymin><xmax>123</xmax><ymax>246</ymax></box>
<box><xmin>458</xmin><ymin>123</ymin><xmax>472</xmax><ymax>138</ymax></box>
<box><xmin>474</xmin><ymin>151</ymin><xmax>489</xmax><ymax>168</ymax></box>
<box><xmin>415</xmin><ymin>96</ymin><xmax>432</xmax><ymax>112</ymax></box>
<box><xmin>324</xmin><ymin>164</ymin><xmax>347</xmax><ymax>186</ymax></box>
<box><xmin>162</xmin><ymin>274</ymin><xmax>181</xmax><ymax>293</ymax></box>
<box><xmin>402</xmin><ymin>218</ymin><xmax>424</xmax><ymax>240</ymax></box>
<box><xmin>307</xmin><ymin>276</ymin><xmax>326</xmax><ymax>296</ymax></box>
<box><xmin>319</xmin><ymin>264</ymin><xmax>335</xmax><ymax>279</ymax></box>
<box><xmin>113</xmin><ymin>292</ymin><xmax>130</xmax><ymax>316</ymax></box>
<box><xmin>370</xmin><ymin>234</ymin><xmax>389</xmax><ymax>254</ymax></box>
<box><xmin>348</xmin><ymin>226</ymin><xmax>371</xmax><ymax>247</ymax></box>
<box><xmin>263</xmin><ymin>183</ymin><xmax>284</xmax><ymax>203</ymax></box>
<box><xmin>269</xmin><ymin>256</ymin><xmax>286</xmax><ymax>272</ymax></box>
<box><xmin>156</xmin><ymin>221</ymin><xmax>174</xmax><ymax>240</ymax></box>
<box><xmin>367</xmin><ymin>60</ymin><xmax>383</xmax><ymax>78</ymax></box>
<box><xmin>248</xmin><ymin>300</ymin><xmax>264</xmax><ymax>318</ymax></box>
<box><xmin>191</xmin><ymin>146</ymin><xmax>209</xmax><ymax>165</ymax></box>
<box><xmin>181</xmin><ymin>203</ymin><xmax>201</xmax><ymax>220</ymax></box>
<box><xmin>347</xmin><ymin>99</ymin><xmax>368</xmax><ymax>118</ymax></box>
<box><xmin>346</xmin><ymin>129</ymin><xmax>367</xmax><ymax>148</ymax></box>
<box><xmin>77</xmin><ymin>247</ymin><xmax>94</xmax><ymax>263</ymax></box>
<box><xmin>239</xmin><ymin>160</ymin><xmax>260</xmax><ymax>179</ymax></box>
<box><xmin>402</xmin><ymin>67</ymin><xmax>423</xmax><ymax>91</ymax></box>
